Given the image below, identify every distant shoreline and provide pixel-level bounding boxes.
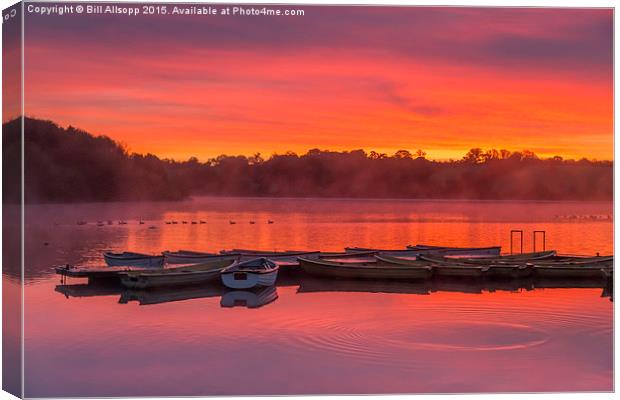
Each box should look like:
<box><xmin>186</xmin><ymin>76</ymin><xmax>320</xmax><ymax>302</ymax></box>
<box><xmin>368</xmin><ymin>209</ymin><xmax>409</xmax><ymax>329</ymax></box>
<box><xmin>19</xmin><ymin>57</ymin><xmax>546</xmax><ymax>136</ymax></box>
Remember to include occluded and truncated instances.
<box><xmin>4</xmin><ymin>117</ymin><xmax>613</xmax><ymax>203</ymax></box>
<box><xmin>10</xmin><ymin>196</ymin><xmax>615</xmax><ymax>206</ymax></box>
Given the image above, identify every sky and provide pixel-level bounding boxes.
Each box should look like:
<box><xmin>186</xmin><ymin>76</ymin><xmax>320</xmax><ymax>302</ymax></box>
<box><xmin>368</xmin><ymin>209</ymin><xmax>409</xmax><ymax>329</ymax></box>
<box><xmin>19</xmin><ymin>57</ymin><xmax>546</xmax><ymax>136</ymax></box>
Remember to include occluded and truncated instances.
<box><xmin>15</xmin><ymin>5</ymin><xmax>614</xmax><ymax>161</ymax></box>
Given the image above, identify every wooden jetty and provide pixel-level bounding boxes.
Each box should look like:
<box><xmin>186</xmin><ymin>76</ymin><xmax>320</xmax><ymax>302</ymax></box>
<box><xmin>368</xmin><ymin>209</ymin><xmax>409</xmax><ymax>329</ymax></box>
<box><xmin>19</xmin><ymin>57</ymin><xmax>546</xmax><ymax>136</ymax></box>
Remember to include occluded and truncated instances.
<box><xmin>55</xmin><ymin>265</ymin><xmax>134</xmax><ymax>283</ymax></box>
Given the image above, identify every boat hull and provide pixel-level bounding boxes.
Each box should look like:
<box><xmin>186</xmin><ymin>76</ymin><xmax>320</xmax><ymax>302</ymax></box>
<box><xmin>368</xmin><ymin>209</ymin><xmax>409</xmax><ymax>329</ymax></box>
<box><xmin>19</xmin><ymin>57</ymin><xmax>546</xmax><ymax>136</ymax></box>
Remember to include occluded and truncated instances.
<box><xmin>534</xmin><ymin>266</ymin><xmax>611</xmax><ymax>280</ymax></box>
<box><xmin>221</xmin><ymin>270</ymin><xmax>278</xmax><ymax>289</ymax></box>
<box><xmin>104</xmin><ymin>253</ymin><xmax>164</xmax><ymax>268</ymax></box>
<box><xmin>419</xmin><ymin>251</ymin><xmax>557</xmax><ymax>266</ymax></box>
<box><xmin>163</xmin><ymin>252</ymin><xmax>237</xmax><ymax>264</ymax></box>
<box><xmin>484</xmin><ymin>265</ymin><xmax>534</xmax><ymax>279</ymax></box>
<box><xmin>120</xmin><ymin>269</ymin><xmax>221</xmax><ymax>289</ymax></box>
<box><xmin>432</xmin><ymin>265</ymin><xmax>488</xmax><ymax>278</ymax></box>
<box><xmin>416</xmin><ymin>246</ymin><xmax>501</xmax><ymax>257</ymax></box>
<box><xmin>345</xmin><ymin>246</ymin><xmax>502</xmax><ymax>258</ymax></box>
<box><xmin>375</xmin><ymin>255</ymin><xmax>487</xmax><ymax>278</ymax></box>
<box><xmin>298</xmin><ymin>258</ymin><xmax>432</xmax><ymax>280</ymax></box>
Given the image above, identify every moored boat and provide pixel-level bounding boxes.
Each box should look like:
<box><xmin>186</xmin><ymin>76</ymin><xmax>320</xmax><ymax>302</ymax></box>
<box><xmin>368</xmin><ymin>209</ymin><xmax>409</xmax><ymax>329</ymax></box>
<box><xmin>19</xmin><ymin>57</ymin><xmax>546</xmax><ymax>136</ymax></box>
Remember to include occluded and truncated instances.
<box><xmin>410</xmin><ymin>244</ymin><xmax>502</xmax><ymax>257</ymax></box>
<box><xmin>317</xmin><ymin>251</ymin><xmax>378</xmax><ymax>262</ymax></box>
<box><xmin>483</xmin><ymin>264</ymin><xmax>534</xmax><ymax>279</ymax></box>
<box><xmin>221</xmin><ymin>249</ymin><xmax>318</xmax><ymax>256</ymax></box>
<box><xmin>375</xmin><ymin>255</ymin><xmax>487</xmax><ymax>278</ymax></box>
<box><xmin>103</xmin><ymin>251</ymin><xmax>164</xmax><ymax>267</ymax></box>
<box><xmin>531</xmin><ymin>255</ymin><xmax>613</xmax><ymax>267</ymax></box>
<box><xmin>163</xmin><ymin>250</ymin><xmax>236</xmax><ymax>264</ymax></box>
<box><xmin>221</xmin><ymin>249</ymin><xmax>320</xmax><ymax>264</ymax></box>
<box><xmin>119</xmin><ymin>258</ymin><xmax>235</xmax><ymax>289</ymax></box>
<box><xmin>298</xmin><ymin>257</ymin><xmax>433</xmax><ymax>280</ymax></box>
<box><xmin>344</xmin><ymin>247</ymin><xmax>422</xmax><ymax>257</ymax></box>
<box><xmin>419</xmin><ymin>250</ymin><xmax>557</xmax><ymax>265</ymax></box>
<box><xmin>345</xmin><ymin>245</ymin><xmax>501</xmax><ymax>258</ymax></box>
<box><xmin>533</xmin><ymin>265</ymin><xmax>612</xmax><ymax>280</ymax></box>
<box><xmin>432</xmin><ymin>264</ymin><xmax>489</xmax><ymax>278</ymax></box>
<box><xmin>221</xmin><ymin>257</ymin><xmax>279</xmax><ymax>289</ymax></box>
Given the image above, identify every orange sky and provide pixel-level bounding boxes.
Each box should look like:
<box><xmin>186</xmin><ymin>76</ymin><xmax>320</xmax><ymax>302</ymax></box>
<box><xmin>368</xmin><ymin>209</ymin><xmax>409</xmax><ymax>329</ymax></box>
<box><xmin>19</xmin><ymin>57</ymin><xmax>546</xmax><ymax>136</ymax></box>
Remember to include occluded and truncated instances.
<box><xmin>17</xmin><ymin>6</ymin><xmax>613</xmax><ymax>161</ymax></box>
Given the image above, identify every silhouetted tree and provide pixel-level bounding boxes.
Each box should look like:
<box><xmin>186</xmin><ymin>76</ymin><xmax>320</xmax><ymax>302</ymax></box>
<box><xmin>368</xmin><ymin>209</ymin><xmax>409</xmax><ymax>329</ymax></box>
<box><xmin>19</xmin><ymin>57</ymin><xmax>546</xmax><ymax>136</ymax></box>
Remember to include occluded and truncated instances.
<box><xmin>393</xmin><ymin>149</ymin><xmax>413</xmax><ymax>159</ymax></box>
<box><xmin>463</xmin><ymin>148</ymin><xmax>484</xmax><ymax>163</ymax></box>
<box><xmin>6</xmin><ymin>117</ymin><xmax>612</xmax><ymax>203</ymax></box>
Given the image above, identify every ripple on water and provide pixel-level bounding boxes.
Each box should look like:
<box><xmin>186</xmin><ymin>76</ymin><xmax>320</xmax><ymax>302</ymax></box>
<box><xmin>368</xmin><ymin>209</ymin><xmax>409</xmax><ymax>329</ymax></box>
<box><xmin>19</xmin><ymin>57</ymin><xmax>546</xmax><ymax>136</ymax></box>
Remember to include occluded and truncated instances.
<box><xmin>268</xmin><ymin>316</ymin><xmax>392</xmax><ymax>364</ymax></box>
<box><xmin>264</xmin><ymin>316</ymin><xmax>551</xmax><ymax>373</ymax></box>
<box><xmin>225</xmin><ymin>288</ymin><xmax>609</xmax><ymax>371</ymax></box>
<box><xmin>375</xmin><ymin>321</ymin><xmax>550</xmax><ymax>352</ymax></box>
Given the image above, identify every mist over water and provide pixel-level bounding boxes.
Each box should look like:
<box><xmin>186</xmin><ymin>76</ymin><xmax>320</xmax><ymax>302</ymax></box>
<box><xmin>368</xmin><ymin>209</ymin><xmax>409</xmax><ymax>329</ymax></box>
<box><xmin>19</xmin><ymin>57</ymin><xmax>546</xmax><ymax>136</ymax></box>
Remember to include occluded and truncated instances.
<box><xmin>14</xmin><ymin>197</ymin><xmax>613</xmax><ymax>396</ymax></box>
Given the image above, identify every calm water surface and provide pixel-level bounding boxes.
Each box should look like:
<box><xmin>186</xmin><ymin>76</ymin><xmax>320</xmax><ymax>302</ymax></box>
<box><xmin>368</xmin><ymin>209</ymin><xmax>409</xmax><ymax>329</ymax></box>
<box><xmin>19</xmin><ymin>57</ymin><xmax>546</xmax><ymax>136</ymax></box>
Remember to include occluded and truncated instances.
<box><xmin>13</xmin><ymin>198</ymin><xmax>613</xmax><ymax>396</ymax></box>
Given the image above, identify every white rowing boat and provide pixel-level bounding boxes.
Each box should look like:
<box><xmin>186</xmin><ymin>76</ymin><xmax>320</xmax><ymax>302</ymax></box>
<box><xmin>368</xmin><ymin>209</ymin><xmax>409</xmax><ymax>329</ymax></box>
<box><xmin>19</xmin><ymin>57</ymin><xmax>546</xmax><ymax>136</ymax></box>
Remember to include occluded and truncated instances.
<box><xmin>221</xmin><ymin>258</ymin><xmax>279</xmax><ymax>289</ymax></box>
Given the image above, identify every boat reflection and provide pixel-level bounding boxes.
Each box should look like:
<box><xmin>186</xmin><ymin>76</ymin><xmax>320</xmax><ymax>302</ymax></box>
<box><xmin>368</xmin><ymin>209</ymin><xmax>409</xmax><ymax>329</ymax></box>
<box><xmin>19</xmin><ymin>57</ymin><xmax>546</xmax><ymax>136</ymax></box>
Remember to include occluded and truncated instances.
<box><xmin>297</xmin><ymin>275</ymin><xmax>612</xmax><ymax>297</ymax></box>
<box><xmin>601</xmin><ymin>281</ymin><xmax>613</xmax><ymax>302</ymax></box>
<box><xmin>54</xmin><ymin>273</ymin><xmax>612</xmax><ymax>306</ymax></box>
<box><xmin>297</xmin><ymin>278</ymin><xmax>433</xmax><ymax>295</ymax></box>
<box><xmin>118</xmin><ymin>285</ymin><xmax>227</xmax><ymax>306</ymax></box>
<box><xmin>220</xmin><ymin>286</ymin><xmax>279</xmax><ymax>309</ymax></box>
<box><xmin>55</xmin><ymin>283</ymin><xmax>123</xmax><ymax>298</ymax></box>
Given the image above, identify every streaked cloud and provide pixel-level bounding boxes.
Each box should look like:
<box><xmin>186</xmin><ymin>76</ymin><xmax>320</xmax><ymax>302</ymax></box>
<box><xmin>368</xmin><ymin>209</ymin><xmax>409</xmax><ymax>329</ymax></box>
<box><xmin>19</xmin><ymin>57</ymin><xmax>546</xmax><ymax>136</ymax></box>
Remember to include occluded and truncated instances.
<box><xmin>20</xmin><ymin>5</ymin><xmax>613</xmax><ymax>160</ymax></box>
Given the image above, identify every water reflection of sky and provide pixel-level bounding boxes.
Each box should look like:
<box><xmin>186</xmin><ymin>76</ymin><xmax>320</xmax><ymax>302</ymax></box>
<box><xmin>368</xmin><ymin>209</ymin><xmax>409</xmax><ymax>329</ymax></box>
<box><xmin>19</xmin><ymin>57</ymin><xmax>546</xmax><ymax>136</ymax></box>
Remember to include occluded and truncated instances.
<box><xmin>10</xmin><ymin>198</ymin><xmax>614</xmax><ymax>396</ymax></box>
<box><xmin>22</xmin><ymin>279</ymin><xmax>612</xmax><ymax>397</ymax></box>
<box><xmin>15</xmin><ymin>198</ymin><xmax>614</xmax><ymax>281</ymax></box>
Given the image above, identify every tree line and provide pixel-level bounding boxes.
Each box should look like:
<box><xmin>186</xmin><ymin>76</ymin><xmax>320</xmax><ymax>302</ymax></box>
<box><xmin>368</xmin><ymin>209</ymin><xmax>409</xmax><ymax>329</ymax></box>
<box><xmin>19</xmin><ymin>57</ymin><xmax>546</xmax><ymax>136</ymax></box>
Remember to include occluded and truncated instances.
<box><xmin>3</xmin><ymin>117</ymin><xmax>612</xmax><ymax>203</ymax></box>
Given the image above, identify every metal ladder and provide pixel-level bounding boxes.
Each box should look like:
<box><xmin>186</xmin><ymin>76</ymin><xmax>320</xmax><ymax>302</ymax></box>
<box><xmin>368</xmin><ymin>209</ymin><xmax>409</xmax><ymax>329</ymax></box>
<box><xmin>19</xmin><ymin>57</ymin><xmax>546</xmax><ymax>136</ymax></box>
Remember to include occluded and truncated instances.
<box><xmin>510</xmin><ymin>230</ymin><xmax>546</xmax><ymax>254</ymax></box>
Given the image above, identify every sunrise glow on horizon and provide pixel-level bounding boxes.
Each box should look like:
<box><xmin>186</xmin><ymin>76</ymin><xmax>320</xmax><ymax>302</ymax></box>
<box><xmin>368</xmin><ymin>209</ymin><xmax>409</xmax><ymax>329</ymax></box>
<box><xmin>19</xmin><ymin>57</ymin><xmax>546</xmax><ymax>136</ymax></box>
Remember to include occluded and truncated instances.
<box><xmin>13</xmin><ymin>6</ymin><xmax>613</xmax><ymax>161</ymax></box>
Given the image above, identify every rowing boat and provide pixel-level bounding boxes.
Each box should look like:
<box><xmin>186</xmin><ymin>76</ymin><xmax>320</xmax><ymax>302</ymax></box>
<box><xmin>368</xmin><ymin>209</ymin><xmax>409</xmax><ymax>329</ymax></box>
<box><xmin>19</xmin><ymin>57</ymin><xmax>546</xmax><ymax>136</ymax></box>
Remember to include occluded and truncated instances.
<box><xmin>409</xmin><ymin>244</ymin><xmax>502</xmax><ymax>257</ymax></box>
<box><xmin>221</xmin><ymin>248</ymin><xmax>313</xmax><ymax>254</ymax></box>
<box><xmin>533</xmin><ymin>265</ymin><xmax>612</xmax><ymax>280</ymax></box>
<box><xmin>221</xmin><ymin>258</ymin><xmax>279</xmax><ymax>289</ymax></box>
<box><xmin>344</xmin><ymin>245</ymin><xmax>501</xmax><ymax>257</ymax></box>
<box><xmin>316</xmin><ymin>251</ymin><xmax>378</xmax><ymax>261</ymax></box>
<box><xmin>343</xmin><ymin>247</ymin><xmax>424</xmax><ymax>257</ymax></box>
<box><xmin>375</xmin><ymin>255</ymin><xmax>488</xmax><ymax>278</ymax></box>
<box><xmin>419</xmin><ymin>250</ymin><xmax>557</xmax><ymax>265</ymax></box>
<box><xmin>483</xmin><ymin>264</ymin><xmax>534</xmax><ymax>279</ymax></box>
<box><xmin>220</xmin><ymin>249</ymin><xmax>320</xmax><ymax>264</ymax></box>
<box><xmin>531</xmin><ymin>255</ymin><xmax>613</xmax><ymax>267</ymax></box>
<box><xmin>383</xmin><ymin>255</ymin><xmax>534</xmax><ymax>279</ymax></box>
<box><xmin>298</xmin><ymin>257</ymin><xmax>433</xmax><ymax>280</ymax></box>
<box><xmin>163</xmin><ymin>250</ymin><xmax>238</xmax><ymax>264</ymax></box>
<box><xmin>119</xmin><ymin>258</ymin><xmax>236</xmax><ymax>289</ymax></box>
<box><xmin>103</xmin><ymin>251</ymin><xmax>164</xmax><ymax>267</ymax></box>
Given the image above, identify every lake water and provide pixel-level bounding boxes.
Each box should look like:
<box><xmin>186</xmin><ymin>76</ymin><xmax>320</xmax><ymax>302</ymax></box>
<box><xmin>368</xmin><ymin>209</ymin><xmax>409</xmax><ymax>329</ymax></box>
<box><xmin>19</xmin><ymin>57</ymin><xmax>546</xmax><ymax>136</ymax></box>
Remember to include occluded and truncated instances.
<box><xmin>7</xmin><ymin>198</ymin><xmax>614</xmax><ymax>396</ymax></box>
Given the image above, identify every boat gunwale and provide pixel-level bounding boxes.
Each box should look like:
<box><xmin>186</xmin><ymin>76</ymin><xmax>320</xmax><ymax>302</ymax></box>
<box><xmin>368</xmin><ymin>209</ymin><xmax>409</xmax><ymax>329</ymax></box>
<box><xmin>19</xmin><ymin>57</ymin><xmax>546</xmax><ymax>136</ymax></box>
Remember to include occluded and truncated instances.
<box><xmin>375</xmin><ymin>255</ymin><xmax>490</xmax><ymax>271</ymax></box>
<box><xmin>119</xmin><ymin>268</ymin><xmax>223</xmax><ymax>279</ymax></box>
<box><xmin>298</xmin><ymin>256</ymin><xmax>433</xmax><ymax>271</ymax></box>
<box><xmin>104</xmin><ymin>252</ymin><xmax>164</xmax><ymax>261</ymax></box>
<box><xmin>221</xmin><ymin>258</ymin><xmax>279</xmax><ymax>275</ymax></box>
